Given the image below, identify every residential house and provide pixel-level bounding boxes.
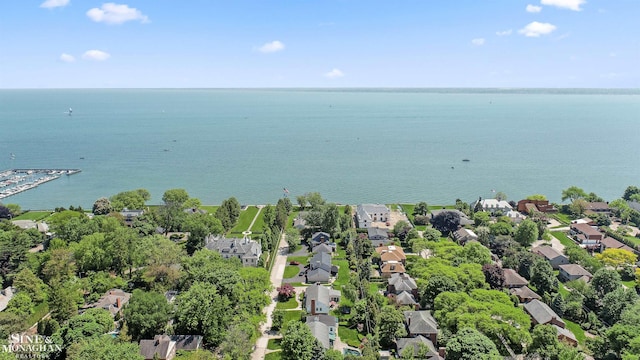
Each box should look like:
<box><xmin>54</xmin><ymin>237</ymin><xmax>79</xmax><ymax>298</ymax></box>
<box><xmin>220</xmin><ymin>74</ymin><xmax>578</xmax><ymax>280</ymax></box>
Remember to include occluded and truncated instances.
<box><xmin>307</xmin><ymin>321</ymin><xmax>331</xmax><ymax>349</ymax></box>
<box><xmin>139</xmin><ymin>335</ymin><xmax>176</xmax><ymax>360</ymax></box>
<box><xmin>309</xmin><ymin>252</ymin><xmax>335</xmax><ymax>274</ymax></box>
<box><xmin>532</xmin><ymin>246</ymin><xmax>570</xmax><ymax>269</ymax></box>
<box><xmin>368</xmin><ymin>227</ymin><xmax>391</xmax><ymax>247</ymax></box>
<box><xmin>293</xmin><ymin>212</ymin><xmax>308</xmax><ymax>230</ymax></box>
<box><xmin>356</xmin><ymin>204</ymin><xmax>390</xmax><ymax>229</ymax></box>
<box><xmin>503</xmin><ymin>268</ymin><xmax>529</xmax><ymax>288</ymax></box>
<box><xmin>380</xmin><ymin>261</ymin><xmax>406</xmax><ymax>278</ymax></box>
<box><xmin>306</xmin><ymin>315</ymin><xmax>338</xmax><ymax>348</ymax></box>
<box><xmin>312</xmin><ymin>243</ymin><xmax>334</xmax><ymax>254</ymax></box>
<box><xmin>555</xmin><ymin>325</ymin><xmax>578</xmax><ymax>346</ymax></box>
<box><xmin>509</xmin><ymin>286</ymin><xmax>541</xmax><ymax>303</ymax></box>
<box><xmin>304</xmin><ymin>284</ymin><xmax>341</xmax><ymax>315</ymax></box>
<box><xmin>306</xmin><ymin>268</ymin><xmax>331</xmax><ymax>283</ymax></box>
<box><xmin>204</xmin><ymin>234</ymin><xmax>262</xmax><ymax>267</ymax></box>
<box><xmin>558</xmin><ymin>264</ymin><xmax>593</xmax><ymax>283</ymax></box>
<box><xmin>88</xmin><ymin>289</ymin><xmax>131</xmax><ymax>317</ymax></box>
<box><xmin>505</xmin><ymin>210</ymin><xmax>526</xmax><ymax>223</ymax></box>
<box><xmin>570</xmin><ymin>223</ymin><xmax>603</xmax><ymax>249</ymax></box>
<box><xmin>453</xmin><ymin>228</ymin><xmax>478</xmax><ymax>244</ymax></box>
<box><xmin>120</xmin><ymin>209</ymin><xmax>145</xmax><ymax>226</ymax></box>
<box><xmin>376</xmin><ymin>245</ymin><xmax>407</xmax><ymax>264</ymax></box>
<box><xmin>585</xmin><ymin>202</ymin><xmax>611</xmax><ymax>215</ymax></box>
<box><xmin>429</xmin><ymin>209</ymin><xmax>474</xmax><ymax>226</ymax></box>
<box><xmin>387</xmin><ymin>273</ymin><xmax>418</xmax><ymax>298</ymax></box>
<box><xmin>396</xmin><ymin>336</ymin><xmax>443</xmax><ymax>360</ymax></box>
<box><xmin>394</xmin><ymin>291</ymin><xmax>419</xmax><ymax>309</ymax></box>
<box><xmin>475</xmin><ymin>198</ymin><xmax>513</xmax><ymax>214</ymax></box>
<box><xmin>601</xmin><ymin>237</ymin><xmax>636</xmax><ymax>254</ymax></box>
<box><xmin>403</xmin><ymin>311</ymin><xmax>438</xmax><ymax>344</ymax></box>
<box><xmin>517</xmin><ymin>199</ymin><xmax>557</xmax><ymax>214</ymax></box>
<box><xmin>524</xmin><ymin>299</ymin><xmax>566</xmax><ymax>328</ymax></box>
<box><xmin>310</xmin><ymin>232</ymin><xmax>331</xmax><ymax>247</ymax></box>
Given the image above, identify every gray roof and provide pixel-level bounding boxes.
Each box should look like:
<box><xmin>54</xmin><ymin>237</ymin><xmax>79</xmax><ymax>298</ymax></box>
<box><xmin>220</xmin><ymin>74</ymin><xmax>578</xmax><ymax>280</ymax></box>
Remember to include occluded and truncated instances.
<box><xmin>307</xmin><ymin>268</ymin><xmax>331</xmax><ymax>283</ymax></box>
<box><xmin>503</xmin><ymin>268</ymin><xmax>529</xmax><ymax>287</ymax></box>
<box><xmin>306</xmin><ymin>284</ymin><xmax>329</xmax><ymax>306</ymax></box>
<box><xmin>204</xmin><ymin>235</ymin><xmax>261</xmax><ymax>260</ymax></box>
<box><xmin>368</xmin><ymin>227</ymin><xmax>389</xmax><ymax>239</ymax></box>
<box><xmin>388</xmin><ymin>273</ymin><xmax>417</xmax><ymax>293</ymax></box>
<box><xmin>524</xmin><ymin>299</ymin><xmax>565</xmax><ymax>327</ymax></box>
<box><xmin>404</xmin><ymin>311</ymin><xmax>438</xmax><ymax>335</ymax></box>
<box><xmin>532</xmin><ymin>246</ymin><xmax>566</xmax><ymax>261</ymax></box>
<box><xmin>139</xmin><ymin>335</ymin><xmax>174</xmax><ymax>360</ymax></box>
<box><xmin>310</xmin><ymin>252</ymin><xmax>332</xmax><ymax>272</ymax></box>
<box><xmin>311</xmin><ymin>232</ymin><xmax>331</xmax><ymax>242</ymax></box>
<box><xmin>396</xmin><ymin>336</ymin><xmax>441</xmax><ymax>359</ymax></box>
<box><xmin>509</xmin><ymin>286</ymin><xmax>541</xmax><ymax>302</ymax></box>
<box><xmin>91</xmin><ymin>289</ymin><xmax>131</xmax><ymax>317</ymax></box>
<box><xmin>306</xmin><ymin>315</ymin><xmax>338</xmax><ymax>328</ymax></box>
<box><xmin>429</xmin><ymin>209</ymin><xmax>474</xmax><ymax>226</ymax></box>
<box><xmin>171</xmin><ymin>335</ymin><xmax>203</xmax><ymax>351</ymax></box>
<box><xmin>0</xmin><ymin>287</ymin><xmax>14</xmax><ymax>312</ymax></box>
<box><xmin>307</xmin><ymin>321</ymin><xmax>331</xmax><ymax>349</ymax></box>
<box><xmin>312</xmin><ymin>243</ymin><xmax>333</xmax><ymax>254</ymax></box>
<box><xmin>554</xmin><ymin>325</ymin><xmax>577</xmax><ymax>343</ymax></box>
<box><xmin>396</xmin><ymin>291</ymin><xmax>417</xmax><ymax>306</ymax></box>
<box><xmin>559</xmin><ymin>264</ymin><xmax>592</xmax><ymax>277</ymax></box>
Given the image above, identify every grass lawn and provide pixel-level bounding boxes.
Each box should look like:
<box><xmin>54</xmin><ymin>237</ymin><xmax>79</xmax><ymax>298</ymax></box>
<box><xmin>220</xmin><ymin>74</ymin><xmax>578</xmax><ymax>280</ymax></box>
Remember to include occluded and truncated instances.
<box><xmin>335</xmin><ymin>247</ymin><xmax>347</xmax><ymax>260</ymax></box>
<box><xmin>338</xmin><ymin>323</ymin><xmax>363</xmax><ymax>348</ymax></box>
<box><xmin>12</xmin><ymin>211</ymin><xmax>52</xmax><ymax>221</ymax></box>
<box><xmin>399</xmin><ymin>204</ymin><xmax>415</xmax><ymax>222</ymax></box>
<box><xmin>283</xmin><ymin>310</ymin><xmax>303</xmax><ymax>324</ymax></box>
<box><xmin>332</xmin><ymin>260</ymin><xmax>350</xmax><ymax>287</ymax></box>
<box><xmin>251</xmin><ymin>206</ymin><xmax>271</xmax><ymax>233</ymax></box>
<box><xmin>558</xmin><ymin>284</ymin><xmax>571</xmax><ymax>297</ymax></box>
<box><xmin>623</xmin><ymin>235</ymin><xmax>640</xmax><ymax>247</ymax></box>
<box><xmin>200</xmin><ymin>205</ymin><xmax>219</xmax><ymax>215</ymax></box>
<box><xmin>264</xmin><ymin>351</ymin><xmax>282</xmax><ymax>360</ymax></box>
<box><xmin>276</xmin><ymin>297</ymin><xmax>298</xmax><ymax>310</ymax></box>
<box><xmin>27</xmin><ymin>302</ymin><xmax>49</xmax><ymax>327</ymax></box>
<box><xmin>286</xmin><ymin>209</ymin><xmax>300</xmax><ymax>230</ymax></box>
<box><xmin>267</xmin><ymin>338</ymin><xmax>282</xmax><ymax>350</ymax></box>
<box><xmin>553</xmin><ymin>213</ymin><xmax>573</xmax><ymax>225</ymax></box>
<box><xmin>229</xmin><ymin>206</ymin><xmax>259</xmax><ymax>234</ymax></box>
<box><xmin>368</xmin><ymin>282</ymin><xmax>385</xmax><ymax>294</ymax></box>
<box><xmin>622</xmin><ymin>279</ymin><xmax>637</xmax><ymax>288</ymax></box>
<box><xmin>287</xmin><ymin>255</ymin><xmax>310</xmax><ymax>264</ymax></box>
<box><xmin>564</xmin><ymin>319</ymin><xmax>586</xmax><ymax>344</ymax></box>
<box><xmin>551</xmin><ymin>231</ymin><xmax>575</xmax><ymax>248</ymax></box>
<box><xmin>283</xmin><ymin>266</ymin><xmax>300</xmax><ymax>279</ymax></box>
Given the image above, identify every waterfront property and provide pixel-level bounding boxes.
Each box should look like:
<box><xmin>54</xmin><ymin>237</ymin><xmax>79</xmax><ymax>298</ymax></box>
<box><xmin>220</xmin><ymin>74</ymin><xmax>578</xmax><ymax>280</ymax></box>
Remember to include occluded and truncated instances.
<box><xmin>0</xmin><ymin>169</ymin><xmax>81</xmax><ymax>200</ymax></box>
<box><xmin>356</xmin><ymin>204</ymin><xmax>391</xmax><ymax>228</ymax></box>
<box><xmin>532</xmin><ymin>245</ymin><xmax>570</xmax><ymax>269</ymax></box>
<box><xmin>204</xmin><ymin>233</ymin><xmax>262</xmax><ymax>267</ymax></box>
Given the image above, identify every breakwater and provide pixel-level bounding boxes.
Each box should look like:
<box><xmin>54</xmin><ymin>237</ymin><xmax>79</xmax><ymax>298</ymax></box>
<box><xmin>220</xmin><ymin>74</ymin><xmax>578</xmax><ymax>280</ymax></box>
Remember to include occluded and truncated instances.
<box><xmin>0</xmin><ymin>169</ymin><xmax>81</xmax><ymax>200</ymax></box>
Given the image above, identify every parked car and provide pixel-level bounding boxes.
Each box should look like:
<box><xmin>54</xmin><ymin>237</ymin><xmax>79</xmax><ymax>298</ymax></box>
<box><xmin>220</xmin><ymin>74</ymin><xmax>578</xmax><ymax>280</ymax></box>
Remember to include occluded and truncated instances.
<box><xmin>290</xmin><ymin>261</ymin><xmax>300</xmax><ymax>265</ymax></box>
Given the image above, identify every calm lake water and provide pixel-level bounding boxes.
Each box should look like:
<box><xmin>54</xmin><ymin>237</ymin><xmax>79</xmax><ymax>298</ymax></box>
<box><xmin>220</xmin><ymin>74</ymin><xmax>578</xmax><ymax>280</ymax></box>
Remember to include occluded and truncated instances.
<box><xmin>1</xmin><ymin>88</ymin><xmax>638</xmax><ymax>209</ymax></box>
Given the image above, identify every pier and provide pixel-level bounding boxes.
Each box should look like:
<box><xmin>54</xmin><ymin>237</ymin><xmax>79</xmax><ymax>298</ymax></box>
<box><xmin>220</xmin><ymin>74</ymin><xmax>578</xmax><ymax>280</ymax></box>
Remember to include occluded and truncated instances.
<box><xmin>0</xmin><ymin>169</ymin><xmax>81</xmax><ymax>200</ymax></box>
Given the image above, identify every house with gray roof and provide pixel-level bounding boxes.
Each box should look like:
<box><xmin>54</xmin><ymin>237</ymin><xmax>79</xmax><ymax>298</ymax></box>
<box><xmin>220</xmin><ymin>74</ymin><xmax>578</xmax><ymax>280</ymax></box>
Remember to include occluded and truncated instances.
<box><xmin>86</xmin><ymin>288</ymin><xmax>131</xmax><ymax>317</ymax></box>
<box><xmin>503</xmin><ymin>268</ymin><xmax>529</xmax><ymax>288</ymax></box>
<box><xmin>453</xmin><ymin>228</ymin><xmax>478</xmax><ymax>244</ymax></box>
<box><xmin>396</xmin><ymin>336</ymin><xmax>443</xmax><ymax>360</ymax></box>
<box><xmin>356</xmin><ymin>204</ymin><xmax>390</xmax><ymax>228</ymax></box>
<box><xmin>293</xmin><ymin>212</ymin><xmax>308</xmax><ymax>230</ymax></box>
<box><xmin>394</xmin><ymin>291</ymin><xmax>418</xmax><ymax>309</ymax></box>
<box><xmin>532</xmin><ymin>246</ymin><xmax>570</xmax><ymax>269</ymax></box>
<box><xmin>305</xmin><ymin>284</ymin><xmax>341</xmax><ymax>315</ymax></box>
<box><xmin>429</xmin><ymin>209</ymin><xmax>474</xmax><ymax>226</ymax></box>
<box><xmin>306</xmin><ymin>315</ymin><xmax>338</xmax><ymax>347</ymax></box>
<box><xmin>309</xmin><ymin>252</ymin><xmax>335</xmax><ymax>274</ymax></box>
<box><xmin>139</xmin><ymin>335</ymin><xmax>175</xmax><ymax>360</ymax></box>
<box><xmin>204</xmin><ymin>234</ymin><xmax>262</xmax><ymax>267</ymax></box>
<box><xmin>404</xmin><ymin>311</ymin><xmax>438</xmax><ymax>344</ymax></box>
<box><xmin>0</xmin><ymin>287</ymin><xmax>15</xmax><ymax>312</ymax></box>
<box><xmin>306</xmin><ymin>268</ymin><xmax>331</xmax><ymax>283</ymax></box>
<box><xmin>524</xmin><ymin>299</ymin><xmax>565</xmax><ymax>328</ymax></box>
<box><xmin>312</xmin><ymin>243</ymin><xmax>334</xmax><ymax>254</ymax></box>
<box><xmin>387</xmin><ymin>273</ymin><xmax>418</xmax><ymax>298</ymax></box>
<box><xmin>559</xmin><ymin>264</ymin><xmax>593</xmax><ymax>283</ymax></box>
<box><xmin>307</xmin><ymin>321</ymin><xmax>331</xmax><ymax>349</ymax></box>
<box><xmin>509</xmin><ymin>286</ymin><xmax>541</xmax><ymax>303</ymax></box>
<box><xmin>311</xmin><ymin>231</ymin><xmax>331</xmax><ymax>246</ymax></box>
<box><xmin>368</xmin><ymin>227</ymin><xmax>391</xmax><ymax>247</ymax></box>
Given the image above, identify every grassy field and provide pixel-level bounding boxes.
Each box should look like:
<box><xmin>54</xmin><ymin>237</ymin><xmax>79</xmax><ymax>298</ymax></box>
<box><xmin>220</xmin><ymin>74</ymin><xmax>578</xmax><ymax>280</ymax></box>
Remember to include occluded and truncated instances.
<box><xmin>200</xmin><ymin>205</ymin><xmax>219</xmax><ymax>215</ymax></box>
<box><xmin>623</xmin><ymin>235</ymin><xmax>640</xmax><ymax>247</ymax></box>
<box><xmin>622</xmin><ymin>279</ymin><xmax>637</xmax><ymax>288</ymax></box>
<box><xmin>267</xmin><ymin>339</ymin><xmax>282</xmax><ymax>350</ymax></box>
<box><xmin>228</xmin><ymin>206</ymin><xmax>259</xmax><ymax>234</ymax></box>
<box><xmin>275</xmin><ymin>297</ymin><xmax>298</xmax><ymax>310</ymax></box>
<box><xmin>338</xmin><ymin>323</ymin><xmax>363</xmax><ymax>348</ymax></box>
<box><xmin>283</xmin><ymin>310</ymin><xmax>303</xmax><ymax>324</ymax></box>
<box><xmin>332</xmin><ymin>260</ymin><xmax>351</xmax><ymax>287</ymax></box>
<box><xmin>27</xmin><ymin>302</ymin><xmax>49</xmax><ymax>327</ymax></box>
<box><xmin>550</xmin><ymin>231</ymin><xmax>575</xmax><ymax>248</ymax></box>
<box><xmin>558</xmin><ymin>284</ymin><xmax>571</xmax><ymax>297</ymax></box>
<box><xmin>553</xmin><ymin>213</ymin><xmax>573</xmax><ymax>225</ymax></box>
<box><xmin>12</xmin><ymin>211</ymin><xmax>52</xmax><ymax>221</ymax></box>
<box><xmin>286</xmin><ymin>209</ymin><xmax>301</xmax><ymax>230</ymax></box>
<box><xmin>287</xmin><ymin>255</ymin><xmax>310</xmax><ymax>264</ymax></box>
<box><xmin>564</xmin><ymin>319</ymin><xmax>586</xmax><ymax>344</ymax></box>
<box><xmin>251</xmin><ymin>206</ymin><xmax>271</xmax><ymax>233</ymax></box>
<box><xmin>283</xmin><ymin>266</ymin><xmax>300</xmax><ymax>279</ymax></box>
<box><xmin>264</xmin><ymin>351</ymin><xmax>282</xmax><ymax>360</ymax></box>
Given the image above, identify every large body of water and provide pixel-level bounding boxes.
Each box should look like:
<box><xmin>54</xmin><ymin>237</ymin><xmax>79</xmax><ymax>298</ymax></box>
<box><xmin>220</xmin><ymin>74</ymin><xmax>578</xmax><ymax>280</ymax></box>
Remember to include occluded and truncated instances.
<box><xmin>1</xmin><ymin>88</ymin><xmax>638</xmax><ymax>209</ymax></box>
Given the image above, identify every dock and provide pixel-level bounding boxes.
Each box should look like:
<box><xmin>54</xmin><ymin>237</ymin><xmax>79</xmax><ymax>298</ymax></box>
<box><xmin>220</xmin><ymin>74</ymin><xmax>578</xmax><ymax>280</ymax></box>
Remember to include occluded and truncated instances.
<box><xmin>0</xmin><ymin>169</ymin><xmax>81</xmax><ymax>199</ymax></box>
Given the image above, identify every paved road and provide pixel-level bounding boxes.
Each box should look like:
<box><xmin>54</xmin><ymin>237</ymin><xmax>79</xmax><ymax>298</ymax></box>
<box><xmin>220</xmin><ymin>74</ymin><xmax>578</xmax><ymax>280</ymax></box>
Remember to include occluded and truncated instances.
<box><xmin>252</xmin><ymin>232</ymin><xmax>288</xmax><ymax>360</ymax></box>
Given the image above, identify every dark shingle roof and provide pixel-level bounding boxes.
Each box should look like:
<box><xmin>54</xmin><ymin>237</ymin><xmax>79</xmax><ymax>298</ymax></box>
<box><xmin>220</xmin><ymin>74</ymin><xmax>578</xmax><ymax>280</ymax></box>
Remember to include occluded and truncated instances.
<box><xmin>404</xmin><ymin>311</ymin><xmax>438</xmax><ymax>335</ymax></box>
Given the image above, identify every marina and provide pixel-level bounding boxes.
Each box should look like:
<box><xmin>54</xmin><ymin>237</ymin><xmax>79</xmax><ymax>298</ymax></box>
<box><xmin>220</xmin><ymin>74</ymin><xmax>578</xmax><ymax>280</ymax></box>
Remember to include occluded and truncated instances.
<box><xmin>0</xmin><ymin>169</ymin><xmax>81</xmax><ymax>200</ymax></box>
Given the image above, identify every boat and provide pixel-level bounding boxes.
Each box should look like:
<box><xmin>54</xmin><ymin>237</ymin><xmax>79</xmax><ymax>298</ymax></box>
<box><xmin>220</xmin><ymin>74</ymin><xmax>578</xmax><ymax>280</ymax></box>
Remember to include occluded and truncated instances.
<box><xmin>462</xmin><ymin>159</ymin><xmax>470</xmax><ymax>162</ymax></box>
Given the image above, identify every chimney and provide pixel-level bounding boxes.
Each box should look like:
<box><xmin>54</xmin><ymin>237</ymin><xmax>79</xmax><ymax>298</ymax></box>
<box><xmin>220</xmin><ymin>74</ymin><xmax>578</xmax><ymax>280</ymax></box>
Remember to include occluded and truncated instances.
<box><xmin>438</xmin><ymin>347</ymin><xmax>446</xmax><ymax>358</ymax></box>
<box><xmin>407</xmin><ymin>314</ymin><xmax>411</xmax><ymax>326</ymax></box>
<box><xmin>116</xmin><ymin>297</ymin><xmax>121</xmax><ymax>308</ymax></box>
<box><xmin>311</xmin><ymin>299</ymin><xmax>316</xmax><ymax>315</ymax></box>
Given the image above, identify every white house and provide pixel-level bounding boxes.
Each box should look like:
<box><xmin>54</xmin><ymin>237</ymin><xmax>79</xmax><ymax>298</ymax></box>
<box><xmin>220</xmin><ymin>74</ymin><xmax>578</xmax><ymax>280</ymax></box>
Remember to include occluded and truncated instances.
<box><xmin>356</xmin><ymin>204</ymin><xmax>390</xmax><ymax>228</ymax></box>
<box><xmin>477</xmin><ymin>199</ymin><xmax>512</xmax><ymax>214</ymax></box>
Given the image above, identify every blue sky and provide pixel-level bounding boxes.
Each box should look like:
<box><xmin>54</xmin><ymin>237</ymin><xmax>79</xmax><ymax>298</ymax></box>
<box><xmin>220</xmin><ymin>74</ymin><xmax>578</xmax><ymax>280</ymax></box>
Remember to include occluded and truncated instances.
<box><xmin>1</xmin><ymin>0</ymin><xmax>638</xmax><ymax>88</ymax></box>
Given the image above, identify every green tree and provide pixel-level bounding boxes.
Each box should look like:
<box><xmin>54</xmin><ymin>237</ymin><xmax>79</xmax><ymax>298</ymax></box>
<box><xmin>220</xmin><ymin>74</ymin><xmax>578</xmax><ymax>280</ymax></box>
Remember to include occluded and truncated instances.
<box><xmin>296</xmin><ymin>195</ymin><xmax>307</xmax><ymax>210</ymax></box>
<box><xmin>514</xmin><ymin>219</ymin><xmax>539</xmax><ymax>246</ymax></box>
<box><xmin>109</xmin><ymin>189</ymin><xmax>149</xmax><ymax>211</ymax></box>
<box><xmin>591</xmin><ymin>268</ymin><xmax>622</xmax><ymax>299</ymax></box>
<box><xmin>281</xmin><ymin>321</ymin><xmax>320</xmax><ymax>360</ymax></box>
<box><xmin>6</xmin><ymin>292</ymin><xmax>33</xmax><ymax>317</ymax></box>
<box><xmin>174</xmin><ymin>282</ymin><xmax>231</xmax><ymax>346</ymax></box>
<box><xmin>285</xmin><ymin>228</ymin><xmax>301</xmax><ymax>252</ymax></box>
<box><xmin>623</xmin><ymin>186</ymin><xmax>640</xmax><ymax>201</ymax></box>
<box><xmin>48</xmin><ymin>280</ymin><xmax>83</xmax><ymax>322</ymax></box>
<box><xmin>569</xmin><ymin>199</ymin><xmax>588</xmax><ymax>216</ymax></box>
<box><xmin>57</xmin><ymin>308</ymin><xmax>114</xmax><ymax>347</ymax></box>
<box><xmin>530</xmin><ymin>258</ymin><xmax>558</xmax><ymax>296</ymax></box>
<box><xmin>376</xmin><ymin>305</ymin><xmax>407</xmax><ymax>348</ymax></box>
<box><xmin>474</xmin><ymin>211</ymin><xmax>490</xmax><ymax>226</ymax></box>
<box><xmin>42</xmin><ymin>248</ymin><xmax>76</xmax><ymax>283</ymax></box>
<box><xmin>13</xmin><ymin>268</ymin><xmax>47</xmax><ymax>303</ymax></box>
<box><xmin>595</xmin><ymin>248</ymin><xmax>637</xmax><ymax>268</ymax></box>
<box><xmin>66</xmin><ymin>335</ymin><xmax>143</xmax><ymax>360</ymax></box>
<box><xmin>306</xmin><ymin>192</ymin><xmax>326</xmax><ymax>210</ymax></box>
<box><xmin>561</xmin><ymin>186</ymin><xmax>587</xmax><ymax>202</ymax></box>
<box><xmin>124</xmin><ymin>290</ymin><xmax>172</xmax><ymax>341</ymax></box>
<box><xmin>445</xmin><ymin>327</ymin><xmax>502</xmax><ymax>360</ymax></box>
<box><xmin>272</xmin><ymin>309</ymin><xmax>285</xmax><ymax>331</ymax></box>
<box><xmin>430</xmin><ymin>211</ymin><xmax>461</xmax><ymax>235</ymax></box>
<box><xmin>494</xmin><ymin>191</ymin><xmax>507</xmax><ymax>201</ymax></box>
<box><xmin>414</xmin><ymin>202</ymin><xmax>429</xmax><ymax>216</ymax></box>
<box><xmin>218</xmin><ymin>321</ymin><xmax>255</xmax><ymax>360</ymax></box>
<box><xmin>599</xmin><ymin>287</ymin><xmax>639</xmax><ymax>324</ymax></box>
<box><xmin>528</xmin><ymin>324</ymin><xmax>563</xmax><ymax>360</ymax></box>
<box><xmin>527</xmin><ymin>194</ymin><xmax>547</xmax><ymax>200</ymax></box>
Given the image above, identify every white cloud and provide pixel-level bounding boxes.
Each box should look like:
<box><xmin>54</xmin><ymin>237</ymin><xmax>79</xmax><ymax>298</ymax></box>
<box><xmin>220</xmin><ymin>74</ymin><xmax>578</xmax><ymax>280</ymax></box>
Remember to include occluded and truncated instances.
<box><xmin>496</xmin><ymin>29</ymin><xmax>512</xmax><ymax>36</ymax></box>
<box><xmin>519</xmin><ymin>21</ymin><xmax>557</xmax><ymax>37</ymax></box>
<box><xmin>82</xmin><ymin>50</ymin><xmax>111</xmax><ymax>61</ymax></box>
<box><xmin>40</xmin><ymin>0</ymin><xmax>69</xmax><ymax>9</ymax></box>
<box><xmin>471</xmin><ymin>38</ymin><xmax>485</xmax><ymax>46</ymax></box>
<box><xmin>258</xmin><ymin>41</ymin><xmax>285</xmax><ymax>53</ymax></box>
<box><xmin>59</xmin><ymin>53</ymin><xmax>75</xmax><ymax>62</ymax></box>
<box><xmin>541</xmin><ymin>0</ymin><xmax>586</xmax><ymax>11</ymax></box>
<box><xmin>87</xmin><ymin>3</ymin><xmax>149</xmax><ymax>24</ymax></box>
<box><xmin>609</xmin><ymin>52</ymin><xmax>617</xmax><ymax>57</ymax></box>
<box><xmin>526</xmin><ymin>4</ymin><xmax>542</xmax><ymax>13</ymax></box>
<box><xmin>324</xmin><ymin>68</ymin><xmax>344</xmax><ymax>79</ymax></box>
